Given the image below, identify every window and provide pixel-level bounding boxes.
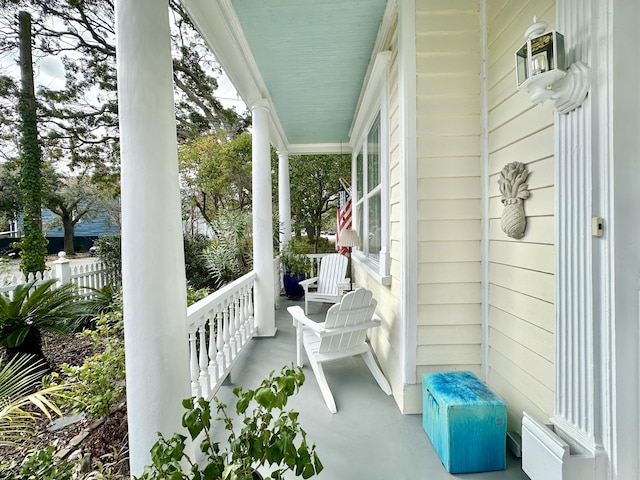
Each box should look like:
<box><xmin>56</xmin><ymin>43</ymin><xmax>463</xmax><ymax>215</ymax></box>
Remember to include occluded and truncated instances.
<box><xmin>356</xmin><ymin>114</ymin><xmax>382</xmax><ymax>263</ymax></box>
<box><xmin>351</xmin><ymin>51</ymin><xmax>391</xmax><ymax>284</ymax></box>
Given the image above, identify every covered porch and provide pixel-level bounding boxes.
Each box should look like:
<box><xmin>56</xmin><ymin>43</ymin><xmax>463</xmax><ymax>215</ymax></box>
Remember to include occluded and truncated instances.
<box><xmin>113</xmin><ymin>1</ymin><xmax>640</xmax><ymax>479</ymax></box>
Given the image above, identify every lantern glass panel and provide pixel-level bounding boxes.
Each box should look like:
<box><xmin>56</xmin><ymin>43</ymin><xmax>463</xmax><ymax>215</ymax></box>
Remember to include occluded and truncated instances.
<box><xmin>515</xmin><ymin>42</ymin><xmax>529</xmax><ymax>87</ymax></box>
<box><xmin>554</xmin><ymin>32</ymin><xmax>565</xmax><ymax>71</ymax></box>
<box><xmin>530</xmin><ymin>32</ymin><xmax>555</xmax><ymax>76</ymax></box>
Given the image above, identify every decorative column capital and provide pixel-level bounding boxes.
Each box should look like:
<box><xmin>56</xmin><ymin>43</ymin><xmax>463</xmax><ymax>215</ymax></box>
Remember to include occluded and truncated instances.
<box><xmin>250</xmin><ymin>99</ymin><xmax>270</xmax><ymax>113</ymax></box>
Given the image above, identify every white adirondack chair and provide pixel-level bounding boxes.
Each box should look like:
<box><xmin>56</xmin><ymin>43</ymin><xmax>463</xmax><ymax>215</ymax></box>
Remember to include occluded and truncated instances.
<box><xmin>298</xmin><ymin>253</ymin><xmax>348</xmax><ymax>313</ymax></box>
<box><xmin>287</xmin><ymin>288</ymin><xmax>392</xmax><ymax>413</ymax></box>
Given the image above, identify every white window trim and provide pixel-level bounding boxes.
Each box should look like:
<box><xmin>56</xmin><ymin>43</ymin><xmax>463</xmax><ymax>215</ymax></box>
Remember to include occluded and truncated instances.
<box><xmin>350</xmin><ymin>50</ymin><xmax>392</xmax><ymax>285</ymax></box>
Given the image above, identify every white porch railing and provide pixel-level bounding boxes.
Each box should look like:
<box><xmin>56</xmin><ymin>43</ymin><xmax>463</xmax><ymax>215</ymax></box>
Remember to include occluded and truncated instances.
<box><xmin>0</xmin><ymin>252</ymin><xmax>111</xmax><ymax>299</ymax></box>
<box><xmin>187</xmin><ymin>270</ymin><xmax>257</xmax><ymax>400</ymax></box>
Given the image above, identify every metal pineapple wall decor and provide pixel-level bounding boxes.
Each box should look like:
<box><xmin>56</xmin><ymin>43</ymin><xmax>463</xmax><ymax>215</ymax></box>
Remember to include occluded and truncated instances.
<box><xmin>498</xmin><ymin>162</ymin><xmax>530</xmax><ymax>239</ymax></box>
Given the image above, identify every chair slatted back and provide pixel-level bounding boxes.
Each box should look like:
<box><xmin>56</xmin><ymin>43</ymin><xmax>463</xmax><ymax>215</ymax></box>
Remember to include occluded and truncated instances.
<box><xmin>316</xmin><ymin>253</ymin><xmax>348</xmax><ymax>295</ymax></box>
<box><xmin>319</xmin><ymin>288</ymin><xmax>377</xmax><ymax>354</ymax></box>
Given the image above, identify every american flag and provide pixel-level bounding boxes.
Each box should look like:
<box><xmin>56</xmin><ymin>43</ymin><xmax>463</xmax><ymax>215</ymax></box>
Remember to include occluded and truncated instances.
<box><xmin>336</xmin><ymin>178</ymin><xmax>352</xmax><ymax>256</ymax></box>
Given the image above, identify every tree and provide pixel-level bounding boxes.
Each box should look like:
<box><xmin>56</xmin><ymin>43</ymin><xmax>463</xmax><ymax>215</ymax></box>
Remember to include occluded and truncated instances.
<box><xmin>287</xmin><ymin>154</ymin><xmax>351</xmax><ymax>248</ymax></box>
<box><xmin>16</xmin><ymin>10</ymin><xmax>47</xmax><ymax>274</ymax></box>
<box><xmin>42</xmin><ymin>169</ymin><xmax>103</xmax><ymax>255</ymax></box>
<box><xmin>0</xmin><ymin>1</ymin><xmax>250</xmax><ymax>173</ymax></box>
<box><xmin>0</xmin><ymin>160</ymin><xmax>22</xmax><ymax>229</ymax></box>
<box><xmin>179</xmin><ymin>131</ymin><xmax>253</xmax><ymax>226</ymax></box>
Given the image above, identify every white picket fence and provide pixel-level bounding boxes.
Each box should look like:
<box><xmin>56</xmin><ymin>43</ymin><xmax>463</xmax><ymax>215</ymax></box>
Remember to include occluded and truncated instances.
<box><xmin>0</xmin><ymin>252</ymin><xmax>112</xmax><ymax>299</ymax></box>
<box><xmin>187</xmin><ymin>270</ymin><xmax>257</xmax><ymax>400</ymax></box>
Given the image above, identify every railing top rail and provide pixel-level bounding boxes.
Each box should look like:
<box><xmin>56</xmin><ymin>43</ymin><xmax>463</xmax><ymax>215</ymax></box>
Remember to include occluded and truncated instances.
<box><xmin>306</xmin><ymin>253</ymin><xmax>331</xmax><ymax>259</ymax></box>
<box><xmin>186</xmin><ymin>270</ymin><xmax>257</xmax><ymax>325</ymax></box>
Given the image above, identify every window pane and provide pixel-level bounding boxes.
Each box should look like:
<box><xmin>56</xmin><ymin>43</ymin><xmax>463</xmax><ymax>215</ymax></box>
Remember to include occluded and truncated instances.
<box><xmin>367</xmin><ymin>114</ymin><xmax>380</xmax><ymax>192</ymax></box>
<box><xmin>367</xmin><ymin>192</ymin><xmax>381</xmax><ymax>256</ymax></box>
<box><xmin>356</xmin><ymin>149</ymin><xmax>364</xmax><ymax>201</ymax></box>
<box><xmin>356</xmin><ymin>202</ymin><xmax>364</xmax><ymax>251</ymax></box>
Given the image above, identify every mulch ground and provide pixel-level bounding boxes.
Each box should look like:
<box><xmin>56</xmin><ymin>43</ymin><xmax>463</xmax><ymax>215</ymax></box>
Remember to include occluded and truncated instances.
<box><xmin>0</xmin><ymin>331</ymin><xmax>130</xmax><ymax>475</ymax></box>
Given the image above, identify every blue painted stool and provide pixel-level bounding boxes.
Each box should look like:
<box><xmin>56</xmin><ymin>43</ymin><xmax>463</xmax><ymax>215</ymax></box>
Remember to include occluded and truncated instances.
<box><xmin>422</xmin><ymin>371</ymin><xmax>507</xmax><ymax>473</ymax></box>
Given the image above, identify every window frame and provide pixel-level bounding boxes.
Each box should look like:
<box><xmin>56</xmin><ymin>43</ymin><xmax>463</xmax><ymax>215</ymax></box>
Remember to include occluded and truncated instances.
<box><xmin>350</xmin><ymin>51</ymin><xmax>391</xmax><ymax>285</ymax></box>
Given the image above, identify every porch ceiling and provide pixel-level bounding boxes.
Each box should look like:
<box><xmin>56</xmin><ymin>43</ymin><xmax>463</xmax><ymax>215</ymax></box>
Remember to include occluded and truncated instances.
<box><xmin>182</xmin><ymin>0</ymin><xmax>388</xmax><ymax>154</ymax></box>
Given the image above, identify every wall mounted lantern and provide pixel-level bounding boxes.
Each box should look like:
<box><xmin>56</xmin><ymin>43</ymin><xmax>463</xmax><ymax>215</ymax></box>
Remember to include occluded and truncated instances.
<box><xmin>515</xmin><ymin>17</ymin><xmax>590</xmax><ymax>114</ymax></box>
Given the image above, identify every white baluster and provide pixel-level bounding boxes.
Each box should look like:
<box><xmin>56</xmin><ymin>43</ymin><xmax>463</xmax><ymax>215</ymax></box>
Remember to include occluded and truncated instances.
<box><xmin>228</xmin><ymin>298</ymin><xmax>237</xmax><ymax>359</ymax></box>
<box><xmin>234</xmin><ymin>293</ymin><xmax>242</xmax><ymax>350</ymax></box>
<box><xmin>222</xmin><ymin>303</ymin><xmax>232</xmax><ymax>370</ymax></box>
<box><xmin>239</xmin><ymin>292</ymin><xmax>247</xmax><ymax>345</ymax></box>
<box><xmin>216</xmin><ymin>309</ymin><xmax>225</xmax><ymax>375</ymax></box>
<box><xmin>248</xmin><ymin>285</ymin><xmax>255</xmax><ymax>334</ymax></box>
<box><xmin>207</xmin><ymin>315</ymin><xmax>219</xmax><ymax>385</ymax></box>
<box><xmin>188</xmin><ymin>330</ymin><xmax>200</xmax><ymax>398</ymax></box>
<box><xmin>198</xmin><ymin>323</ymin><xmax>210</xmax><ymax>398</ymax></box>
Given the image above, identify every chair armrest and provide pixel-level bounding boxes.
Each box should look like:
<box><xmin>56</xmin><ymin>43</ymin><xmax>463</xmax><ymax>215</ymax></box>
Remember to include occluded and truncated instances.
<box><xmin>297</xmin><ymin>277</ymin><xmax>318</xmax><ymax>291</ymax></box>
<box><xmin>320</xmin><ymin>318</ymin><xmax>382</xmax><ymax>337</ymax></box>
<box><xmin>287</xmin><ymin>306</ymin><xmax>324</xmax><ymax>333</ymax></box>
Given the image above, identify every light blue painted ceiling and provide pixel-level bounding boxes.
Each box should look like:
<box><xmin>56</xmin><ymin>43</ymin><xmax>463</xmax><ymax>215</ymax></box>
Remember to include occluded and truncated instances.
<box><xmin>230</xmin><ymin>0</ymin><xmax>388</xmax><ymax>148</ymax></box>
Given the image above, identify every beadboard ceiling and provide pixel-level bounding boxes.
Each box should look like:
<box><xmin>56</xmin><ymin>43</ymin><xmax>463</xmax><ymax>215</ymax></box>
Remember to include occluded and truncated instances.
<box><xmin>184</xmin><ymin>0</ymin><xmax>388</xmax><ymax>153</ymax></box>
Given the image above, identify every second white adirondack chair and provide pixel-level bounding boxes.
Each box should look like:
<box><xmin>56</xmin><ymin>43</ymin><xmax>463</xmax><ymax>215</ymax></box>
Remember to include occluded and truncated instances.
<box><xmin>298</xmin><ymin>253</ymin><xmax>348</xmax><ymax>313</ymax></box>
<box><xmin>287</xmin><ymin>288</ymin><xmax>392</xmax><ymax>413</ymax></box>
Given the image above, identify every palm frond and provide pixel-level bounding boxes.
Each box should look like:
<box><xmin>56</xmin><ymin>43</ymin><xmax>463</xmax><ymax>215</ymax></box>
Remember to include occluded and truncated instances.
<box><xmin>0</xmin><ymin>353</ymin><xmax>66</xmax><ymax>448</ymax></box>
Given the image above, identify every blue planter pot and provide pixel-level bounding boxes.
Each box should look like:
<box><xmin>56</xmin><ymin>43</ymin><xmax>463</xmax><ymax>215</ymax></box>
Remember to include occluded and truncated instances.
<box><xmin>284</xmin><ymin>273</ymin><xmax>306</xmax><ymax>299</ymax></box>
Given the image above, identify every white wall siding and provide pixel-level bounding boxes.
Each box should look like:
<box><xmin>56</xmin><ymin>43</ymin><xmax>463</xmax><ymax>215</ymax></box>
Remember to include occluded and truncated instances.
<box><xmin>413</xmin><ymin>0</ymin><xmax>482</xmax><ymax>412</ymax></box>
<box><xmin>486</xmin><ymin>0</ymin><xmax>555</xmax><ymax>432</ymax></box>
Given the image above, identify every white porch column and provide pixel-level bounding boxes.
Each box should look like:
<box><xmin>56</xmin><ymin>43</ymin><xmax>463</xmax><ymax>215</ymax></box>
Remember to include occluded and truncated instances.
<box><xmin>277</xmin><ymin>150</ymin><xmax>292</xmax><ymax>248</ymax></box>
<box><xmin>115</xmin><ymin>1</ymin><xmax>190</xmax><ymax>475</ymax></box>
<box><xmin>252</xmin><ymin>101</ymin><xmax>276</xmax><ymax>336</ymax></box>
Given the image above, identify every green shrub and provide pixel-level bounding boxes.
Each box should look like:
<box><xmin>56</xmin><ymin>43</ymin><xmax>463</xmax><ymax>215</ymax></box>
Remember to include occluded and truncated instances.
<box><xmin>186</xmin><ymin>283</ymin><xmax>211</xmax><ymax>306</ymax></box>
<box><xmin>203</xmin><ymin>209</ymin><xmax>253</xmax><ymax>288</ymax></box>
<box><xmin>93</xmin><ymin>235</ymin><xmax>122</xmax><ymax>286</ymax></box>
<box><xmin>183</xmin><ymin>233</ymin><xmax>214</xmax><ymax>290</ymax></box>
<box><xmin>47</xmin><ymin>304</ymin><xmax>125</xmax><ymax>419</ymax></box>
<box><xmin>138</xmin><ymin>365</ymin><xmax>322</xmax><ymax>480</ymax></box>
<box><xmin>0</xmin><ymin>445</ymin><xmax>75</xmax><ymax>480</ymax></box>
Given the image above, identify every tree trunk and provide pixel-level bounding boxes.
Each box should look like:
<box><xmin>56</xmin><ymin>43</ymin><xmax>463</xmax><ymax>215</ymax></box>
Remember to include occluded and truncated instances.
<box><xmin>62</xmin><ymin>214</ymin><xmax>75</xmax><ymax>254</ymax></box>
<box><xmin>18</xmin><ymin>11</ymin><xmax>48</xmax><ymax>274</ymax></box>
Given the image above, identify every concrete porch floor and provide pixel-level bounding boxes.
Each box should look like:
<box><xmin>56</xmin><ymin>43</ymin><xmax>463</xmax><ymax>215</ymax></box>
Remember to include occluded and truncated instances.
<box><xmin>213</xmin><ymin>296</ymin><xmax>530</xmax><ymax>480</ymax></box>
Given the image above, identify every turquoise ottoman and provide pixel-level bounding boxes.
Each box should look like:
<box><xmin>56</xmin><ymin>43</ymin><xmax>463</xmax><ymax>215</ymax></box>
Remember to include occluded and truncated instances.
<box><xmin>422</xmin><ymin>371</ymin><xmax>507</xmax><ymax>473</ymax></box>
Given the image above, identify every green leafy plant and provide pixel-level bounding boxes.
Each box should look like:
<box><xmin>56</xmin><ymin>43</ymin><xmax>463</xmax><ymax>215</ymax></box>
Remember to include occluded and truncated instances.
<box><xmin>0</xmin><ymin>353</ymin><xmax>66</xmax><ymax>449</ymax></box>
<box><xmin>0</xmin><ymin>278</ymin><xmax>86</xmax><ymax>360</ymax></box>
<box><xmin>280</xmin><ymin>241</ymin><xmax>311</xmax><ymax>276</ymax></box>
<box><xmin>138</xmin><ymin>365</ymin><xmax>323</xmax><ymax>480</ymax></box>
<box><xmin>0</xmin><ymin>445</ymin><xmax>76</xmax><ymax>480</ymax></box>
<box><xmin>186</xmin><ymin>283</ymin><xmax>211</xmax><ymax>306</ymax></box>
<box><xmin>47</xmin><ymin>305</ymin><xmax>125</xmax><ymax>419</ymax></box>
<box><xmin>184</xmin><ymin>233</ymin><xmax>215</xmax><ymax>291</ymax></box>
<box><xmin>92</xmin><ymin>235</ymin><xmax>122</xmax><ymax>286</ymax></box>
<box><xmin>75</xmin><ymin>283</ymin><xmax>120</xmax><ymax>331</ymax></box>
<box><xmin>203</xmin><ymin>209</ymin><xmax>253</xmax><ymax>288</ymax></box>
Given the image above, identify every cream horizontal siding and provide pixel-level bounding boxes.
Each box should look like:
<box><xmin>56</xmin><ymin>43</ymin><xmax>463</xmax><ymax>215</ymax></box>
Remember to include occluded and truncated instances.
<box><xmin>414</xmin><ymin>0</ymin><xmax>482</xmax><ymax>402</ymax></box>
<box><xmin>486</xmin><ymin>0</ymin><xmax>556</xmax><ymax>432</ymax></box>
